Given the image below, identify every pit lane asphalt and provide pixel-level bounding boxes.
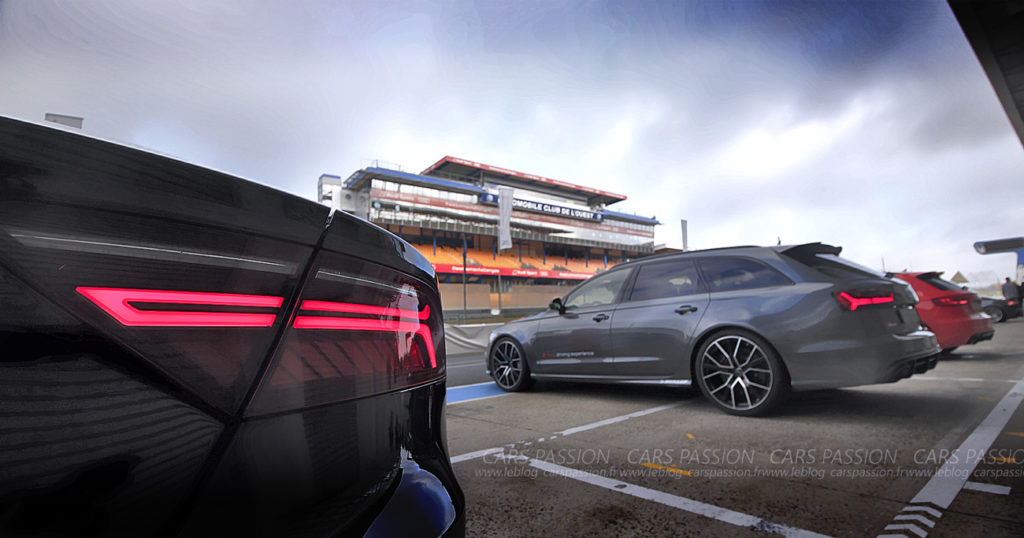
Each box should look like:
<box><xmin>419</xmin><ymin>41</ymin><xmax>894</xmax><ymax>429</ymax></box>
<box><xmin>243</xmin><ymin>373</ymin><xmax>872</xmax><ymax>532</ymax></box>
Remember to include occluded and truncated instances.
<box><xmin>446</xmin><ymin>349</ymin><xmax>492</xmax><ymax>388</ymax></box>
<box><xmin>445</xmin><ymin>320</ymin><xmax>1024</xmax><ymax>537</ymax></box>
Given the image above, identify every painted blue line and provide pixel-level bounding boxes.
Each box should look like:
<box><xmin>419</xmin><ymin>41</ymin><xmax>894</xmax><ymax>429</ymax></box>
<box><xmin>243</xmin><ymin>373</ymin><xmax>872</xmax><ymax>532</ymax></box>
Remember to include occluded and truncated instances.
<box><xmin>448</xmin><ymin>382</ymin><xmax>507</xmax><ymax>404</ymax></box>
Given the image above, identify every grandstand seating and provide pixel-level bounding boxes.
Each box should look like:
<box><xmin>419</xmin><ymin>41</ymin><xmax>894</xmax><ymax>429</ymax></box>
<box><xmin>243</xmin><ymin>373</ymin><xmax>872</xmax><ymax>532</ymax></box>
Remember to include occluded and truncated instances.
<box><xmin>518</xmin><ymin>255</ymin><xmax>555</xmax><ymax>271</ymax></box>
<box><xmin>412</xmin><ymin>243</ymin><xmax>619</xmax><ymax>276</ymax></box>
<box><xmin>413</xmin><ymin>244</ymin><xmax>440</xmax><ymax>264</ymax></box>
<box><xmin>443</xmin><ymin>246</ymin><xmax>483</xmax><ymax>266</ymax></box>
<box><xmin>562</xmin><ymin>258</ymin><xmax>596</xmax><ymax>273</ymax></box>
<box><xmin>470</xmin><ymin>249</ymin><xmax>523</xmax><ymax>269</ymax></box>
<box><xmin>413</xmin><ymin>244</ymin><xmax>480</xmax><ymax>266</ymax></box>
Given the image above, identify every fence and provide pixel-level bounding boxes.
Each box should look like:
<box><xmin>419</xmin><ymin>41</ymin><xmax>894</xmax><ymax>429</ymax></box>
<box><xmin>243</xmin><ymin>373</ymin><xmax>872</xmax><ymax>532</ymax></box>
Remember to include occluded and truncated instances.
<box><xmin>437</xmin><ymin>283</ymin><xmax>569</xmax><ymax>322</ymax></box>
<box><xmin>497</xmin><ymin>284</ymin><xmax>564</xmax><ymax>310</ymax></box>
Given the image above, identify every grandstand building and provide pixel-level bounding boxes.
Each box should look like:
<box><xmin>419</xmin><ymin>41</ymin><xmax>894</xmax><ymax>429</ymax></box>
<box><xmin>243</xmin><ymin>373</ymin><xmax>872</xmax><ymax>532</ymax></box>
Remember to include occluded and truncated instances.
<box><xmin>318</xmin><ymin>156</ymin><xmax>659</xmax><ymax>316</ymax></box>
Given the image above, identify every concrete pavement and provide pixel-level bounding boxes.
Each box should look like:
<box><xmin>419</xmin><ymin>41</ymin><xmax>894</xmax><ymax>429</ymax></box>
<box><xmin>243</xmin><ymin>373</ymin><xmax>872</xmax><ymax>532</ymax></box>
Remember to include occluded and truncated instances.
<box><xmin>445</xmin><ymin>319</ymin><xmax>1024</xmax><ymax>536</ymax></box>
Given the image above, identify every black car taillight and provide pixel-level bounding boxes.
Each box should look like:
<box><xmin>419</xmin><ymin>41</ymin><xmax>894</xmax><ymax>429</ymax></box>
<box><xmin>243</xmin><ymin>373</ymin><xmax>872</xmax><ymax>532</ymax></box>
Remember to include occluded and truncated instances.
<box><xmin>836</xmin><ymin>286</ymin><xmax>895</xmax><ymax>311</ymax></box>
<box><xmin>1</xmin><ymin>223</ymin><xmax>316</xmax><ymax>414</ymax></box>
<box><xmin>292</xmin><ymin>300</ymin><xmax>436</xmax><ymax>367</ymax></box>
<box><xmin>76</xmin><ymin>287</ymin><xmax>283</xmax><ymax>327</ymax></box>
<box><xmin>247</xmin><ymin>252</ymin><xmax>445</xmax><ymax>416</ymax></box>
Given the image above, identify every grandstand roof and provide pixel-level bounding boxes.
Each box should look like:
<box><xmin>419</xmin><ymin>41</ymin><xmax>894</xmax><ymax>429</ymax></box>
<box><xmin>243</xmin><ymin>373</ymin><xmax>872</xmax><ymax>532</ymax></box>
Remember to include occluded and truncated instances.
<box><xmin>421</xmin><ymin>155</ymin><xmax>627</xmax><ymax>207</ymax></box>
<box><xmin>345</xmin><ymin>166</ymin><xmax>486</xmax><ymax>195</ymax></box>
<box><xmin>602</xmin><ymin>210</ymin><xmax>661</xmax><ymax>225</ymax></box>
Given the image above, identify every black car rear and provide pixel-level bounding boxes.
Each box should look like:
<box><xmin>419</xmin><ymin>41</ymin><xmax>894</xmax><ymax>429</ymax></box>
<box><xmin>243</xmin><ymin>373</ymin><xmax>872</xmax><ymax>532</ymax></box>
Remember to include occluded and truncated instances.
<box><xmin>0</xmin><ymin>116</ymin><xmax>464</xmax><ymax>537</ymax></box>
<box><xmin>981</xmin><ymin>296</ymin><xmax>1023</xmax><ymax>323</ymax></box>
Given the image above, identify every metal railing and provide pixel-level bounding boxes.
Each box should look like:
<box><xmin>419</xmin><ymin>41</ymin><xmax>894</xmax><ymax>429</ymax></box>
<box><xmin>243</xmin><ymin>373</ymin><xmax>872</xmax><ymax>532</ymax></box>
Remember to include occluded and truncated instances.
<box><xmin>373</xmin><ymin>214</ymin><xmax>654</xmax><ymax>253</ymax></box>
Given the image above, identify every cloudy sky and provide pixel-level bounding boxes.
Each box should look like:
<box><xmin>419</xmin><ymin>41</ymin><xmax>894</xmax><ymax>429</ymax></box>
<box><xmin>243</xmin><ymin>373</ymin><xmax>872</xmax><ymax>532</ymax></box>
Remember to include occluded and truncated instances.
<box><xmin>1</xmin><ymin>0</ymin><xmax>1021</xmax><ymax>284</ymax></box>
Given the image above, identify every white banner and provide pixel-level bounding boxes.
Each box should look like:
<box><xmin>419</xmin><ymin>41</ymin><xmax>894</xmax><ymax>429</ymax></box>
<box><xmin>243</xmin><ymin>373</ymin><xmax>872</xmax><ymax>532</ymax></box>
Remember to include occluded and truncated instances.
<box><xmin>498</xmin><ymin>186</ymin><xmax>514</xmax><ymax>250</ymax></box>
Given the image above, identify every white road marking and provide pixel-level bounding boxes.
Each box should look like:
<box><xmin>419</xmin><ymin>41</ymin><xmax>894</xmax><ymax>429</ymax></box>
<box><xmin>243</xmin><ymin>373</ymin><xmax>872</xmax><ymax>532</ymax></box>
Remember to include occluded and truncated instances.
<box><xmin>900</xmin><ymin>506</ymin><xmax>942</xmax><ymax>519</ymax></box>
<box><xmin>893</xmin><ymin>514</ymin><xmax>935</xmax><ymax>527</ymax></box>
<box><xmin>910</xmin><ymin>376</ymin><xmax>1024</xmax><ymax>508</ymax></box>
<box><xmin>528</xmin><ymin>458</ymin><xmax>829</xmax><ymax>538</ymax></box>
<box><xmin>451</xmin><ymin>447</ymin><xmax>504</xmax><ymax>464</ymax></box>
<box><xmin>556</xmin><ymin>402</ymin><xmax>685</xmax><ymax>436</ymax></box>
<box><xmin>877</xmin><ymin>504</ymin><xmax>942</xmax><ymax>537</ymax></box>
<box><xmin>963</xmin><ymin>481</ymin><xmax>1011</xmax><ymax>495</ymax></box>
<box><xmin>450</xmin><ymin>401</ymin><xmax>685</xmax><ymax>463</ymax></box>
<box><xmin>883</xmin><ymin>523</ymin><xmax>927</xmax><ymax>537</ymax></box>
<box><xmin>906</xmin><ymin>376</ymin><xmax>1017</xmax><ymax>384</ymax></box>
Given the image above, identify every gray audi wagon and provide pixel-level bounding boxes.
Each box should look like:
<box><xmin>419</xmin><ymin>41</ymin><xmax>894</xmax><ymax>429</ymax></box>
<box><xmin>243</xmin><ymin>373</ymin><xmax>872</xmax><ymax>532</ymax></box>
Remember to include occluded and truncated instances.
<box><xmin>486</xmin><ymin>243</ymin><xmax>940</xmax><ymax>416</ymax></box>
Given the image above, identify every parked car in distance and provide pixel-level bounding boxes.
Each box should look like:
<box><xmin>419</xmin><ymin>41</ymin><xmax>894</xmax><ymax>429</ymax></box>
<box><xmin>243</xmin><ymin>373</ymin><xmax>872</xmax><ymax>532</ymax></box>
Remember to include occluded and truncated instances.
<box><xmin>487</xmin><ymin>243</ymin><xmax>940</xmax><ymax>416</ymax></box>
<box><xmin>980</xmin><ymin>296</ymin><xmax>1022</xmax><ymax>323</ymax></box>
<box><xmin>0</xmin><ymin>116</ymin><xmax>464</xmax><ymax>537</ymax></box>
<box><xmin>892</xmin><ymin>271</ymin><xmax>994</xmax><ymax>354</ymax></box>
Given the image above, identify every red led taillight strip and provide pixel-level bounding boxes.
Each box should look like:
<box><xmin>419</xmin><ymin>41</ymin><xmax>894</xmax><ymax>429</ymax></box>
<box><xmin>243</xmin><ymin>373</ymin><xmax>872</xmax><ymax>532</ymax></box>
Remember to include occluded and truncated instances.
<box><xmin>836</xmin><ymin>291</ymin><xmax>894</xmax><ymax>311</ymax></box>
<box><xmin>933</xmin><ymin>296</ymin><xmax>970</xmax><ymax>307</ymax></box>
<box><xmin>294</xmin><ymin>301</ymin><xmax>436</xmax><ymax>368</ymax></box>
<box><xmin>77</xmin><ymin>287</ymin><xmax>283</xmax><ymax>327</ymax></box>
<box><xmin>298</xmin><ymin>300</ymin><xmax>431</xmax><ymax>320</ymax></box>
<box><xmin>77</xmin><ymin>288</ymin><xmax>437</xmax><ymax>367</ymax></box>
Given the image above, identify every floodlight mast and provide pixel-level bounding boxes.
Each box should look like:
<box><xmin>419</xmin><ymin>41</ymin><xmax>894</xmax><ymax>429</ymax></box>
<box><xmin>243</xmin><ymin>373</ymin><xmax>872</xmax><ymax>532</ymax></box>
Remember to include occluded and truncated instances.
<box><xmin>974</xmin><ymin>237</ymin><xmax>1024</xmax><ymax>281</ymax></box>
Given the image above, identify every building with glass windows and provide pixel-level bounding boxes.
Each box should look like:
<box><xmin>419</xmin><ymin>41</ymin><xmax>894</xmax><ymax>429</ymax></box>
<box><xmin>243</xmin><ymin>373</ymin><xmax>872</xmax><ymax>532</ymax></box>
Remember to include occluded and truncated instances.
<box><xmin>318</xmin><ymin>156</ymin><xmax>659</xmax><ymax>316</ymax></box>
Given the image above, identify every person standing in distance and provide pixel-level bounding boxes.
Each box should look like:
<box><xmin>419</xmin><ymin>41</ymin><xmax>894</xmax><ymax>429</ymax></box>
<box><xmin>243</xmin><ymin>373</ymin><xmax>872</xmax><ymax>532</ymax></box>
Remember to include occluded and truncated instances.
<box><xmin>1002</xmin><ymin>277</ymin><xmax>1020</xmax><ymax>302</ymax></box>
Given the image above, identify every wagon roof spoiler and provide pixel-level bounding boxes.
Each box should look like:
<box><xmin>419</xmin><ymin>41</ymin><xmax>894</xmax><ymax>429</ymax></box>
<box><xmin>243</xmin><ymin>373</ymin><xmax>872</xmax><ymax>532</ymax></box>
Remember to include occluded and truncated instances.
<box><xmin>776</xmin><ymin>242</ymin><xmax>843</xmax><ymax>257</ymax></box>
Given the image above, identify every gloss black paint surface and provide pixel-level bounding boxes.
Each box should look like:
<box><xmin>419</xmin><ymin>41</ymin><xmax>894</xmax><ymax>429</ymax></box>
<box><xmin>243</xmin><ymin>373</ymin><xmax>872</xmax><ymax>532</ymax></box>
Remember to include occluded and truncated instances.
<box><xmin>0</xmin><ymin>116</ymin><xmax>463</xmax><ymax>537</ymax></box>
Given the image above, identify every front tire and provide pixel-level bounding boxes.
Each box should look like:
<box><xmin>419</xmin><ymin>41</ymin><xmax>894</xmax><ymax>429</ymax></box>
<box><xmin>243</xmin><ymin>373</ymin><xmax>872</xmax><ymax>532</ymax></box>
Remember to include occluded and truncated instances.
<box><xmin>695</xmin><ymin>330</ymin><xmax>788</xmax><ymax>416</ymax></box>
<box><xmin>490</xmin><ymin>338</ymin><xmax>533</xmax><ymax>392</ymax></box>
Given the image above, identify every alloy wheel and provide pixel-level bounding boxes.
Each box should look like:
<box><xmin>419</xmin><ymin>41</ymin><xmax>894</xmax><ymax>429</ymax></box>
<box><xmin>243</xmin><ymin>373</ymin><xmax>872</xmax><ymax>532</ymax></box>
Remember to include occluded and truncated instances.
<box><xmin>699</xmin><ymin>335</ymin><xmax>775</xmax><ymax>411</ymax></box>
<box><xmin>492</xmin><ymin>339</ymin><xmax>525</xmax><ymax>390</ymax></box>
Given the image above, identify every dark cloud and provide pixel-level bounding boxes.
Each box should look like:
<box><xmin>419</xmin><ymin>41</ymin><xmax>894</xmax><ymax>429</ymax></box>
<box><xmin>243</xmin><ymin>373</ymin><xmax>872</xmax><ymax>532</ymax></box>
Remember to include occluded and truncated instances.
<box><xmin>0</xmin><ymin>0</ymin><xmax>1021</xmax><ymax>277</ymax></box>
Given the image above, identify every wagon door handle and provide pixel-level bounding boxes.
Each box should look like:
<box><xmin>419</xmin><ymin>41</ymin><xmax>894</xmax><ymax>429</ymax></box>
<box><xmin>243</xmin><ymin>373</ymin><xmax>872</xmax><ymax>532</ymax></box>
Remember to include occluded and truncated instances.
<box><xmin>592</xmin><ymin>313</ymin><xmax>610</xmax><ymax>322</ymax></box>
<box><xmin>675</xmin><ymin>305</ymin><xmax>698</xmax><ymax>315</ymax></box>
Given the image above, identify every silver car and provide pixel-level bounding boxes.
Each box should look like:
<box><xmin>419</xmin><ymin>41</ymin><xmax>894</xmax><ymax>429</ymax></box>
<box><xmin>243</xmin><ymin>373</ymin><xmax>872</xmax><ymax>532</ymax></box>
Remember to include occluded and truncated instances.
<box><xmin>486</xmin><ymin>243</ymin><xmax>940</xmax><ymax>416</ymax></box>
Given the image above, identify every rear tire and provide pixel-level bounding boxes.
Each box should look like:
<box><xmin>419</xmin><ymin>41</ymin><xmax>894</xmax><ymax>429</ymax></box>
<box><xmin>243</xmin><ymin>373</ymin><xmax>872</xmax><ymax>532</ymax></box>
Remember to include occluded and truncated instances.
<box><xmin>984</xmin><ymin>306</ymin><xmax>1005</xmax><ymax>323</ymax></box>
<box><xmin>694</xmin><ymin>330</ymin><xmax>788</xmax><ymax>416</ymax></box>
<box><xmin>490</xmin><ymin>338</ymin><xmax>533</xmax><ymax>392</ymax></box>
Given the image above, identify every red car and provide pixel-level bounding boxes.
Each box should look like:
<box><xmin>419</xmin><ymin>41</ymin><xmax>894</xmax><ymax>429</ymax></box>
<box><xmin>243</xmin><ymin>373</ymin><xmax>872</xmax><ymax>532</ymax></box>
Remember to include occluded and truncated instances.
<box><xmin>893</xmin><ymin>272</ymin><xmax>994</xmax><ymax>354</ymax></box>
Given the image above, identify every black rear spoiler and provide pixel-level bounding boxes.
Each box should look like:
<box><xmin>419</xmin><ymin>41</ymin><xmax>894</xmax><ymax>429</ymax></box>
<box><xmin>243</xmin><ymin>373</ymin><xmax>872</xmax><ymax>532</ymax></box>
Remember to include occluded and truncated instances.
<box><xmin>887</xmin><ymin>271</ymin><xmax>943</xmax><ymax>280</ymax></box>
<box><xmin>777</xmin><ymin>242</ymin><xmax>842</xmax><ymax>257</ymax></box>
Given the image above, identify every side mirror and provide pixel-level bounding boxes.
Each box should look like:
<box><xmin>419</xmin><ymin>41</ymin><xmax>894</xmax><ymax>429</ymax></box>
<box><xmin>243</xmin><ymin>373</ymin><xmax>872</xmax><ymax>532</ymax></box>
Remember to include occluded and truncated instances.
<box><xmin>549</xmin><ymin>297</ymin><xmax>565</xmax><ymax>314</ymax></box>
